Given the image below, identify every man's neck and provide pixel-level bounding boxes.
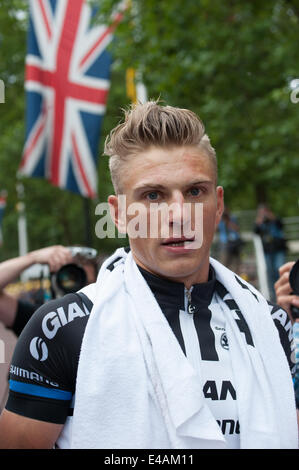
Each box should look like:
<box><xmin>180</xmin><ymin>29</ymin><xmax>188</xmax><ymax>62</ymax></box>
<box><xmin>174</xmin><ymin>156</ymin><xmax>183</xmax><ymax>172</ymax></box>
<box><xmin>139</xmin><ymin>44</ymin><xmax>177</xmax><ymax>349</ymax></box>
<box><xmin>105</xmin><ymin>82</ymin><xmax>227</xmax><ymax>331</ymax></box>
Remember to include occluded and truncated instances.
<box><xmin>132</xmin><ymin>254</ymin><xmax>210</xmax><ymax>288</ymax></box>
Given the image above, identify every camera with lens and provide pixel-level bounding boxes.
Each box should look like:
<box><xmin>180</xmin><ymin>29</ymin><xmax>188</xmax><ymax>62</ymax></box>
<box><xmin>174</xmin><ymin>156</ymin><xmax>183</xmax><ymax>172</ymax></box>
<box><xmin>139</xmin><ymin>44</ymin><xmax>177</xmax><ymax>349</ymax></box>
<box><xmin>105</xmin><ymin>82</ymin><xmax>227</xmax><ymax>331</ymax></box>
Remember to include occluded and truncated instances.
<box><xmin>50</xmin><ymin>246</ymin><xmax>98</xmax><ymax>299</ymax></box>
<box><xmin>290</xmin><ymin>259</ymin><xmax>299</xmax><ymax>319</ymax></box>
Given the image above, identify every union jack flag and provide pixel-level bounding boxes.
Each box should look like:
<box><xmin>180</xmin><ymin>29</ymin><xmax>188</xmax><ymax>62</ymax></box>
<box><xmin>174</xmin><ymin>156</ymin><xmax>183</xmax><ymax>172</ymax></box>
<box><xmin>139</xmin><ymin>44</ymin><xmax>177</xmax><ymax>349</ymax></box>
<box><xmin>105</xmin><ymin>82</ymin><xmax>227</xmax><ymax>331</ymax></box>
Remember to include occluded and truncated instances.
<box><xmin>19</xmin><ymin>0</ymin><xmax>122</xmax><ymax>199</ymax></box>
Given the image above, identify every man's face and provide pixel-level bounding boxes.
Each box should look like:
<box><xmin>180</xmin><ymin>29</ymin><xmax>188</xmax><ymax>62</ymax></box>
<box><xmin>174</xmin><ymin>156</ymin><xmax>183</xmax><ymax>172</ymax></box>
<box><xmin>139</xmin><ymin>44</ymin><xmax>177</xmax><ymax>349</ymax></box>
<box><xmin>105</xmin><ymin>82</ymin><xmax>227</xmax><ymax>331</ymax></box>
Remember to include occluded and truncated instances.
<box><xmin>109</xmin><ymin>146</ymin><xmax>224</xmax><ymax>287</ymax></box>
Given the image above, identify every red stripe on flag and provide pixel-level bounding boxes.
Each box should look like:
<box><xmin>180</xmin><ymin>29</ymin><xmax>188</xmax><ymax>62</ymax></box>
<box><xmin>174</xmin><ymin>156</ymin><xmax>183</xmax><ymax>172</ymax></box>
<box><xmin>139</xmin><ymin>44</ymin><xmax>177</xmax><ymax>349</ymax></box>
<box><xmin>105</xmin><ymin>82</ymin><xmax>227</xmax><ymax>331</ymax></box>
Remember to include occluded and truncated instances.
<box><xmin>26</xmin><ymin>65</ymin><xmax>108</xmax><ymax>104</ymax></box>
<box><xmin>20</xmin><ymin>113</ymin><xmax>47</xmax><ymax>170</ymax></box>
<box><xmin>71</xmin><ymin>132</ymin><xmax>95</xmax><ymax>199</ymax></box>
<box><xmin>50</xmin><ymin>0</ymin><xmax>85</xmax><ymax>186</ymax></box>
<box><xmin>38</xmin><ymin>0</ymin><xmax>52</xmax><ymax>40</ymax></box>
<box><xmin>25</xmin><ymin>65</ymin><xmax>53</xmax><ymax>85</ymax></box>
<box><xmin>79</xmin><ymin>12</ymin><xmax>123</xmax><ymax>70</ymax></box>
<box><xmin>23</xmin><ymin>0</ymin><xmax>117</xmax><ymax>198</ymax></box>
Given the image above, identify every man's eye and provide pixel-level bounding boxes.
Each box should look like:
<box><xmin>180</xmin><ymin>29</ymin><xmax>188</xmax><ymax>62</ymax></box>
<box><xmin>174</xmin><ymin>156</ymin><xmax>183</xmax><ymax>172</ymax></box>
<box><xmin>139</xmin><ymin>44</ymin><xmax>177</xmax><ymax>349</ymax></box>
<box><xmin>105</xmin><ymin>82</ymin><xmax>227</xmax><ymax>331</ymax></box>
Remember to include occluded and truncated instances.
<box><xmin>189</xmin><ymin>187</ymin><xmax>201</xmax><ymax>196</ymax></box>
<box><xmin>146</xmin><ymin>191</ymin><xmax>159</xmax><ymax>200</ymax></box>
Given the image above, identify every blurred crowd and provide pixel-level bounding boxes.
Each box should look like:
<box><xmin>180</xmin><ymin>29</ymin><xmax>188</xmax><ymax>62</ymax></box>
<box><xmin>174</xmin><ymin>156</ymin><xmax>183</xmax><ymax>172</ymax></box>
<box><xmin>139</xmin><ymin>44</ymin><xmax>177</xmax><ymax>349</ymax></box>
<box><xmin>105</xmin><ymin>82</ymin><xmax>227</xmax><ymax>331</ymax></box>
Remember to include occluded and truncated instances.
<box><xmin>218</xmin><ymin>203</ymin><xmax>289</xmax><ymax>301</ymax></box>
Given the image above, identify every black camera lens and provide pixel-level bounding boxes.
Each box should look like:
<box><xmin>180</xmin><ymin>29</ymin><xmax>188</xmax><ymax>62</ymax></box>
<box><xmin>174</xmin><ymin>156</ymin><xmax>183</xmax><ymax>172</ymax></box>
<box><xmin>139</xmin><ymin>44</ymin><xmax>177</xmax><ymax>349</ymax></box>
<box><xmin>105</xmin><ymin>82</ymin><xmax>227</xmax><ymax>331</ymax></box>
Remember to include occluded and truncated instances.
<box><xmin>290</xmin><ymin>260</ymin><xmax>299</xmax><ymax>296</ymax></box>
<box><xmin>55</xmin><ymin>263</ymin><xmax>87</xmax><ymax>294</ymax></box>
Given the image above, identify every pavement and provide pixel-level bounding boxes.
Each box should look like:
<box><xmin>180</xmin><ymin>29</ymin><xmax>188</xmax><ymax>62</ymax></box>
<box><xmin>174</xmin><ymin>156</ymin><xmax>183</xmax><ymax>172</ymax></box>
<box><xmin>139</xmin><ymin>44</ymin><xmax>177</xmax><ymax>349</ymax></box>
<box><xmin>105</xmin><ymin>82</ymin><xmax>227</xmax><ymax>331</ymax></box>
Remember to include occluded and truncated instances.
<box><xmin>0</xmin><ymin>322</ymin><xmax>17</xmax><ymax>411</ymax></box>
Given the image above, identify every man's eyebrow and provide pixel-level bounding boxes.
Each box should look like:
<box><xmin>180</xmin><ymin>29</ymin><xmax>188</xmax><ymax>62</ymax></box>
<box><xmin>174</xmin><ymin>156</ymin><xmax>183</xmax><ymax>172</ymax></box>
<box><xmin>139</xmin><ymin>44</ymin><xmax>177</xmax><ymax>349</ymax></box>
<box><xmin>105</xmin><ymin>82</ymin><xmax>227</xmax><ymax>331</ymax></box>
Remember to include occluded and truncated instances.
<box><xmin>180</xmin><ymin>179</ymin><xmax>215</xmax><ymax>190</ymax></box>
<box><xmin>133</xmin><ymin>183</ymin><xmax>166</xmax><ymax>193</ymax></box>
<box><xmin>133</xmin><ymin>180</ymin><xmax>214</xmax><ymax>193</ymax></box>
<box><xmin>186</xmin><ymin>179</ymin><xmax>214</xmax><ymax>186</ymax></box>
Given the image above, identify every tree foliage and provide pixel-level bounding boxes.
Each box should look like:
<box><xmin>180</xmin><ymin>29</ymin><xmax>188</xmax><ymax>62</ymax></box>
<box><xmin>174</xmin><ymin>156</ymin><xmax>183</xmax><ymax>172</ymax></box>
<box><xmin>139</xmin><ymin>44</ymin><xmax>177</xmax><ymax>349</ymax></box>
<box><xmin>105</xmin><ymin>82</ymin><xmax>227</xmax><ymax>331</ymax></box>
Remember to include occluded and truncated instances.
<box><xmin>0</xmin><ymin>0</ymin><xmax>129</xmax><ymax>260</ymax></box>
<box><xmin>95</xmin><ymin>0</ymin><xmax>299</xmax><ymax>211</ymax></box>
<box><xmin>0</xmin><ymin>0</ymin><xmax>298</xmax><ymax>260</ymax></box>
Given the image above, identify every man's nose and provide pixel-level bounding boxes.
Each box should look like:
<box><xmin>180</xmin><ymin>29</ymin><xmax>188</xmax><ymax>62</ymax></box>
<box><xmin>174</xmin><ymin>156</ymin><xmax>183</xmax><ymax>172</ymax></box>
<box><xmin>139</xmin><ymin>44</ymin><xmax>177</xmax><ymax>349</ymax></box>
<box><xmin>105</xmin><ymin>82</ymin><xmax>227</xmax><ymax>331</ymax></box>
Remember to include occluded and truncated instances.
<box><xmin>168</xmin><ymin>191</ymin><xmax>187</xmax><ymax>225</ymax></box>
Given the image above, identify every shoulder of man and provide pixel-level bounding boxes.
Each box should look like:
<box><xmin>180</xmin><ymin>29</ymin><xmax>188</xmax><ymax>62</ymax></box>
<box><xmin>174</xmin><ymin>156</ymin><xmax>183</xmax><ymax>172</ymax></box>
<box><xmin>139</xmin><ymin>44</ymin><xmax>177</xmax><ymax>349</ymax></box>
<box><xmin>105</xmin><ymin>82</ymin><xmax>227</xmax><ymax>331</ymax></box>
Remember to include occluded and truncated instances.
<box><xmin>9</xmin><ymin>285</ymin><xmax>96</xmax><ymax>386</ymax></box>
<box><xmin>267</xmin><ymin>300</ymin><xmax>295</xmax><ymax>375</ymax></box>
<box><xmin>9</xmin><ymin>287</ymin><xmax>95</xmax><ymax>376</ymax></box>
<box><xmin>5</xmin><ymin>285</ymin><xmax>96</xmax><ymax>424</ymax></box>
<box><xmin>267</xmin><ymin>301</ymin><xmax>292</xmax><ymax>338</ymax></box>
<box><xmin>21</xmin><ymin>285</ymin><xmax>95</xmax><ymax>345</ymax></box>
<box><xmin>216</xmin><ymin>276</ymin><xmax>295</xmax><ymax>375</ymax></box>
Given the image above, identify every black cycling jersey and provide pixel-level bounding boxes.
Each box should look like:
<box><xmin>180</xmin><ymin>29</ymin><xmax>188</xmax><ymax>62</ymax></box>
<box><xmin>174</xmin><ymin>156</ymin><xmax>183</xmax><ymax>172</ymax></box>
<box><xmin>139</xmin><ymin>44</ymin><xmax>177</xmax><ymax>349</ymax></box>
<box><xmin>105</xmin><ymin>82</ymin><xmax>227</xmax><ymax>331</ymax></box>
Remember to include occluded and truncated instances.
<box><xmin>11</xmin><ymin>300</ymin><xmax>36</xmax><ymax>337</ymax></box>
<box><xmin>5</xmin><ymin>265</ymin><xmax>296</xmax><ymax>428</ymax></box>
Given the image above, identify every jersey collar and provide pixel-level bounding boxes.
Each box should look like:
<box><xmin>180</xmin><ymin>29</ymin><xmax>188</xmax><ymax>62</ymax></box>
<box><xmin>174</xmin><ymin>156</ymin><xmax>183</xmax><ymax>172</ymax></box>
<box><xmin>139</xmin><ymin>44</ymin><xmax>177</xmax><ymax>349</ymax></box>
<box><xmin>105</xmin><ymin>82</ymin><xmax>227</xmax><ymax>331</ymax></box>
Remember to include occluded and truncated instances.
<box><xmin>138</xmin><ymin>264</ymin><xmax>216</xmax><ymax>310</ymax></box>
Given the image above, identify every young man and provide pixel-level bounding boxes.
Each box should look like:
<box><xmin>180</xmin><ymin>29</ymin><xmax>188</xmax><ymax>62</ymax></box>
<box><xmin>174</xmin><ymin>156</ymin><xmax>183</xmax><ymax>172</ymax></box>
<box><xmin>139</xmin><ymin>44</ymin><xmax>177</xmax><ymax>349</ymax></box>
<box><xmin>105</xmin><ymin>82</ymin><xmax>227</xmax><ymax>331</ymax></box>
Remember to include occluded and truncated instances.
<box><xmin>0</xmin><ymin>102</ymin><xmax>297</xmax><ymax>449</ymax></box>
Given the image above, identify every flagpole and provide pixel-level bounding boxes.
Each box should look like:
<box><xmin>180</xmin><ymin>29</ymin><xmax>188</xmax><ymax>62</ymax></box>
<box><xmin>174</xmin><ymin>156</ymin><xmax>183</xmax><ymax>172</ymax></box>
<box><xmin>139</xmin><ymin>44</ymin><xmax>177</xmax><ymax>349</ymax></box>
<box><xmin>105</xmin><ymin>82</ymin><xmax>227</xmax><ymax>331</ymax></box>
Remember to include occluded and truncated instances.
<box><xmin>16</xmin><ymin>181</ymin><xmax>29</xmax><ymax>260</ymax></box>
<box><xmin>83</xmin><ymin>196</ymin><xmax>92</xmax><ymax>247</ymax></box>
<box><xmin>136</xmin><ymin>79</ymin><xmax>148</xmax><ymax>103</ymax></box>
<box><xmin>126</xmin><ymin>68</ymin><xmax>148</xmax><ymax>104</ymax></box>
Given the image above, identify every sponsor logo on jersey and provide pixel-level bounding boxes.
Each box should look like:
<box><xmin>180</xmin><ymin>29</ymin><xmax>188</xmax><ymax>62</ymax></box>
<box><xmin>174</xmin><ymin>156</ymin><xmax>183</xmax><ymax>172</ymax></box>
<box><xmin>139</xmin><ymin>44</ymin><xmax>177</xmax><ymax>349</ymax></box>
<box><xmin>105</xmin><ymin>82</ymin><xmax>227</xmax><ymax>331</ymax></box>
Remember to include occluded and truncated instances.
<box><xmin>217</xmin><ymin>419</ymin><xmax>240</xmax><ymax>435</ymax></box>
<box><xmin>203</xmin><ymin>380</ymin><xmax>237</xmax><ymax>401</ymax></box>
<box><xmin>42</xmin><ymin>302</ymin><xmax>89</xmax><ymax>340</ymax></box>
<box><xmin>30</xmin><ymin>337</ymin><xmax>48</xmax><ymax>361</ymax></box>
<box><xmin>29</xmin><ymin>301</ymin><xmax>89</xmax><ymax>361</ymax></box>
<box><xmin>10</xmin><ymin>364</ymin><xmax>59</xmax><ymax>387</ymax></box>
<box><xmin>220</xmin><ymin>333</ymin><xmax>229</xmax><ymax>350</ymax></box>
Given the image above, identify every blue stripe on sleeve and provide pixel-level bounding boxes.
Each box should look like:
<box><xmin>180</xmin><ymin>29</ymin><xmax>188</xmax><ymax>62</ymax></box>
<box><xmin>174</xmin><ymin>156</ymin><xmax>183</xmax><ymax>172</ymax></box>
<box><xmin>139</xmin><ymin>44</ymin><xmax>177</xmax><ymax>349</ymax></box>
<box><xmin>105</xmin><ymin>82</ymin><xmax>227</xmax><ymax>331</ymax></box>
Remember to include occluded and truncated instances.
<box><xmin>9</xmin><ymin>379</ymin><xmax>72</xmax><ymax>401</ymax></box>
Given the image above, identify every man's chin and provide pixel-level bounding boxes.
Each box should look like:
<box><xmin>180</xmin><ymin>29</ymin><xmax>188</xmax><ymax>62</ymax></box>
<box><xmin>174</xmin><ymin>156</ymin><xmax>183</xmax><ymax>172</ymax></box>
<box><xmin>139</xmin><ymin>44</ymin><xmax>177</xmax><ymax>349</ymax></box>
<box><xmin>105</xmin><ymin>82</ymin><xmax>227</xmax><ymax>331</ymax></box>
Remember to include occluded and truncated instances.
<box><xmin>155</xmin><ymin>261</ymin><xmax>201</xmax><ymax>282</ymax></box>
<box><xmin>157</xmin><ymin>249</ymin><xmax>210</xmax><ymax>284</ymax></box>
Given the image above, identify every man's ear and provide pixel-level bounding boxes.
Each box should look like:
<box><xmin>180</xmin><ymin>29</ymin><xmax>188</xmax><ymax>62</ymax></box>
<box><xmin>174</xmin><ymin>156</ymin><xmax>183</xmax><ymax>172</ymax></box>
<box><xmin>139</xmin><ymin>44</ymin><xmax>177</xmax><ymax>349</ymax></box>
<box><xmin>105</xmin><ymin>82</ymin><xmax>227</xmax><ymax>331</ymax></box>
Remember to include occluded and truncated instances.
<box><xmin>215</xmin><ymin>186</ymin><xmax>224</xmax><ymax>228</ymax></box>
<box><xmin>108</xmin><ymin>195</ymin><xmax>127</xmax><ymax>234</ymax></box>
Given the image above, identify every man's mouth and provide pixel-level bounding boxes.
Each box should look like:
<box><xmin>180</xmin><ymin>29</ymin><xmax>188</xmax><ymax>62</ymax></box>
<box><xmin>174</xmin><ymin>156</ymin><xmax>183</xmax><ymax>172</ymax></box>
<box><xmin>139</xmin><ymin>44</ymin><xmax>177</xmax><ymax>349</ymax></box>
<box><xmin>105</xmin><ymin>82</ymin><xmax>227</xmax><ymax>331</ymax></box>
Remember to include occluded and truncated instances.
<box><xmin>161</xmin><ymin>236</ymin><xmax>195</xmax><ymax>247</ymax></box>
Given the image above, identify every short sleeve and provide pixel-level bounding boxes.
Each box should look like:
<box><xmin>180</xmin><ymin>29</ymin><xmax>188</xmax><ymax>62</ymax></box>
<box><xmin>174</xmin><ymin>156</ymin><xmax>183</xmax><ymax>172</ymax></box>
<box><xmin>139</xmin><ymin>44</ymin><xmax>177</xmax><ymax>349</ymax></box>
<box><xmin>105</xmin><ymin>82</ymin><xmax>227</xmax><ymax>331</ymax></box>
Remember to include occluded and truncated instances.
<box><xmin>268</xmin><ymin>301</ymin><xmax>295</xmax><ymax>376</ymax></box>
<box><xmin>5</xmin><ymin>293</ymin><xmax>90</xmax><ymax>424</ymax></box>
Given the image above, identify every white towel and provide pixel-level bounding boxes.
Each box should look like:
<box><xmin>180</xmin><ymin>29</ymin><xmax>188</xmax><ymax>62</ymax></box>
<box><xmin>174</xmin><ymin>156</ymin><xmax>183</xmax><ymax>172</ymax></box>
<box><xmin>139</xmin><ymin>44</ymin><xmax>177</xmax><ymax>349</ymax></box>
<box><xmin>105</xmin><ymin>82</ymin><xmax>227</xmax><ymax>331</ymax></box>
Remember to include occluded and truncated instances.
<box><xmin>70</xmin><ymin>248</ymin><xmax>298</xmax><ymax>449</ymax></box>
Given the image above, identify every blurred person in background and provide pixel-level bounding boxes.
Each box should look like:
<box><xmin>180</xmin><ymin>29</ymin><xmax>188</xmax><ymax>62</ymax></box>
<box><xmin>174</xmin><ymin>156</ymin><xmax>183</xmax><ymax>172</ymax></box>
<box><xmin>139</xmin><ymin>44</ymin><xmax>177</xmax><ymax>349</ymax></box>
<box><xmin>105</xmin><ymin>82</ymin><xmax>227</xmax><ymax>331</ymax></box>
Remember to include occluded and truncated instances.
<box><xmin>274</xmin><ymin>260</ymin><xmax>299</xmax><ymax>415</ymax></box>
<box><xmin>0</xmin><ymin>245</ymin><xmax>98</xmax><ymax>337</ymax></box>
<box><xmin>254</xmin><ymin>204</ymin><xmax>287</xmax><ymax>301</ymax></box>
<box><xmin>218</xmin><ymin>207</ymin><xmax>243</xmax><ymax>274</ymax></box>
<box><xmin>274</xmin><ymin>261</ymin><xmax>299</xmax><ymax>321</ymax></box>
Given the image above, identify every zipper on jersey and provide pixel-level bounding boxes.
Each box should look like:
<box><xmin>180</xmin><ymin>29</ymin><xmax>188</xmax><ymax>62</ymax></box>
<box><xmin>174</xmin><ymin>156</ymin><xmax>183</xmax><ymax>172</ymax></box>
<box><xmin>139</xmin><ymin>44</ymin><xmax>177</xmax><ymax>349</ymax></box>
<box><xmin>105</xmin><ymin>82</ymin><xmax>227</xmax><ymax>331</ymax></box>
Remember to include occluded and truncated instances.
<box><xmin>182</xmin><ymin>286</ymin><xmax>202</xmax><ymax>373</ymax></box>
<box><xmin>185</xmin><ymin>286</ymin><xmax>196</xmax><ymax>314</ymax></box>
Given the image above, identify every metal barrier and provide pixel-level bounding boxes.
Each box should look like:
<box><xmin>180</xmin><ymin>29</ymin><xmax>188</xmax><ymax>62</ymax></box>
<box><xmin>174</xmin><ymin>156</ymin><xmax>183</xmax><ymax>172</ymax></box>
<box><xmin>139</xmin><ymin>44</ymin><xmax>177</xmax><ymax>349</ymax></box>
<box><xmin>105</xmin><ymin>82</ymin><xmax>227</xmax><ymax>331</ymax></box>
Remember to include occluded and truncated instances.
<box><xmin>283</xmin><ymin>216</ymin><xmax>299</xmax><ymax>259</ymax></box>
<box><xmin>237</xmin><ymin>231</ymin><xmax>270</xmax><ymax>299</ymax></box>
<box><xmin>252</xmin><ymin>234</ymin><xmax>270</xmax><ymax>299</ymax></box>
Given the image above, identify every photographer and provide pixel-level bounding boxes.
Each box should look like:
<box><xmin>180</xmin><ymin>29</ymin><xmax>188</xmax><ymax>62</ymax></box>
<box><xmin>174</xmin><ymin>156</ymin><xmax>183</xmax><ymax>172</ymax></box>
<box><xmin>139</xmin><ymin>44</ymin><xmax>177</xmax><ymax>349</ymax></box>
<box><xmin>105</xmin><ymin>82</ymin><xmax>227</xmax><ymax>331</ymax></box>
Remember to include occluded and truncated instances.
<box><xmin>254</xmin><ymin>204</ymin><xmax>287</xmax><ymax>301</ymax></box>
<box><xmin>275</xmin><ymin>261</ymin><xmax>299</xmax><ymax>322</ymax></box>
<box><xmin>0</xmin><ymin>245</ymin><xmax>99</xmax><ymax>336</ymax></box>
<box><xmin>275</xmin><ymin>260</ymin><xmax>299</xmax><ymax>413</ymax></box>
<box><xmin>0</xmin><ymin>246</ymin><xmax>73</xmax><ymax>336</ymax></box>
<box><xmin>218</xmin><ymin>207</ymin><xmax>243</xmax><ymax>274</ymax></box>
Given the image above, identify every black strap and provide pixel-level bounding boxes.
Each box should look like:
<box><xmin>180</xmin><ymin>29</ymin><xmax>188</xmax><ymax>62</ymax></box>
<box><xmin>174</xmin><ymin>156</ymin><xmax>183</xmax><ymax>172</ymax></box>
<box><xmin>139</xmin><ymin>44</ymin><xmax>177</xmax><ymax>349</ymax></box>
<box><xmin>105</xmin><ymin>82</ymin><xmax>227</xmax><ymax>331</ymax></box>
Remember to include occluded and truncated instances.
<box><xmin>75</xmin><ymin>291</ymin><xmax>94</xmax><ymax>313</ymax></box>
